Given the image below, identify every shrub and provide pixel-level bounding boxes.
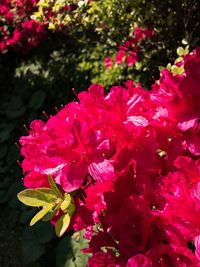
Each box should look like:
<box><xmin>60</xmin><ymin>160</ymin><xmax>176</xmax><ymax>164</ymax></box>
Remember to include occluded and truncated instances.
<box><xmin>18</xmin><ymin>47</ymin><xmax>200</xmax><ymax>266</ymax></box>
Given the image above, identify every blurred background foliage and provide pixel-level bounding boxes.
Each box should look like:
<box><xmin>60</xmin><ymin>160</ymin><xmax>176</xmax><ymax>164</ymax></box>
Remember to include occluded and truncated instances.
<box><xmin>0</xmin><ymin>0</ymin><xmax>200</xmax><ymax>266</ymax></box>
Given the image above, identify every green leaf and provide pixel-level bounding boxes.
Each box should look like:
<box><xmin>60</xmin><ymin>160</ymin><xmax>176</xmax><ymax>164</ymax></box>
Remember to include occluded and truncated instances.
<box><xmin>177</xmin><ymin>47</ymin><xmax>185</xmax><ymax>57</ymax></box>
<box><xmin>171</xmin><ymin>65</ymin><xmax>184</xmax><ymax>75</ymax></box>
<box><xmin>56</xmin><ymin>231</ymin><xmax>90</xmax><ymax>267</ymax></box>
<box><xmin>171</xmin><ymin>65</ymin><xmax>179</xmax><ymax>74</ymax></box>
<box><xmin>30</xmin><ymin>204</ymin><xmax>54</xmax><ymax>226</ymax></box>
<box><xmin>174</xmin><ymin>57</ymin><xmax>183</xmax><ymax>64</ymax></box>
<box><xmin>48</xmin><ymin>175</ymin><xmax>63</xmax><ymax>198</ymax></box>
<box><xmin>56</xmin><ymin>234</ymin><xmax>74</xmax><ymax>267</ymax></box>
<box><xmin>184</xmin><ymin>45</ymin><xmax>189</xmax><ymax>55</ymax></box>
<box><xmin>29</xmin><ymin>90</ymin><xmax>46</xmax><ymax>110</ymax></box>
<box><xmin>61</xmin><ymin>200</ymin><xmax>70</xmax><ymax>212</ymax></box>
<box><xmin>178</xmin><ymin>65</ymin><xmax>185</xmax><ymax>74</ymax></box>
<box><xmin>166</xmin><ymin>63</ymin><xmax>172</xmax><ymax>70</ymax></box>
<box><xmin>55</xmin><ymin>213</ymin><xmax>71</xmax><ymax>237</ymax></box>
<box><xmin>17</xmin><ymin>189</ymin><xmax>57</xmax><ymax>207</ymax></box>
<box><xmin>37</xmin><ymin>188</ymin><xmax>57</xmax><ymax>200</ymax></box>
<box><xmin>158</xmin><ymin>66</ymin><xmax>164</xmax><ymax>71</ymax></box>
<box><xmin>61</xmin><ymin>193</ymin><xmax>71</xmax><ymax>212</ymax></box>
<box><xmin>34</xmin><ymin>221</ymin><xmax>54</xmax><ymax>243</ymax></box>
<box><xmin>42</xmin><ymin>210</ymin><xmax>55</xmax><ymax>221</ymax></box>
<box><xmin>22</xmin><ymin>227</ymin><xmax>45</xmax><ymax>263</ymax></box>
<box><xmin>68</xmin><ymin>202</ymin><xmax>76</xmax><ymax>217</ymax></box>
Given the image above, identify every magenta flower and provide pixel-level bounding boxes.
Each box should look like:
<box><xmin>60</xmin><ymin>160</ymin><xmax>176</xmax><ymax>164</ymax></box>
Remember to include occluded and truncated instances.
<box><xmin>126</xmin><ymin>51</ymin><xmax>138</xmax><ymax>67</ymax></box>
<box><xmin>115</xmin><ymin>50</ymin><xmax>125</xmax><ymax>64</ymax></box>
<box><xmin>105</xmin><ymin>56</ymin><xmax>112</xmax><ymax>68</ymax></box>
<box><xmin>18</xmin><ymin>47</ymin><xmax>200</xmax><ymax>266</ymax></box>
<box><xmin>105</xmin><ymin>25</ymin><xmax>155</xmax><ymax>69</ymax></box>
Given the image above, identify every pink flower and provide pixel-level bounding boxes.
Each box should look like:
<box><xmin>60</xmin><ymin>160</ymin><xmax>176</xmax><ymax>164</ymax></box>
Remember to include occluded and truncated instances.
<box><xmin>134</xmin><ymin>26</ymin><xmax>145</xmax><ymax>42</ymax></box>
<box><xmin>126</xmin><ymin>255</ymin><xmax>152</xmax><ymax>267</ymax></box>
<box><xmin>115</xmin><ymin>50</ymin><xmax>125</xmax><ymax>64</ymax></box>
<box><xmin>20</xmin><ymin>86</ymin><xmax>117</xmax><ymax>193</ymax></box>
<box><xmin>195</xmin><ymin>236</ymin><xmax>200</xmax><ymax>261</ymax></box>
<box><xmin>104</xmin><ymin>25</ymin><xmax>154</xmax><ymax>69</ymax></box>
<box><xmin>126</xmin><ymin>51</ymin><xmax>138</xmax><ymax>67</ymax></box>
<box><xmin>0</xmin><ymin>0</ymin><xmax>46</xmax><ymax>53</ymax></box>
<box><xmin>19</xmin><ymin>47</ymin><xmax>200</xmax><ymax>266</ymax></box>
<box><xmin>105</xmin><ymin>56</ymin><xmax>112</xmax><ymax>68</ymax></box>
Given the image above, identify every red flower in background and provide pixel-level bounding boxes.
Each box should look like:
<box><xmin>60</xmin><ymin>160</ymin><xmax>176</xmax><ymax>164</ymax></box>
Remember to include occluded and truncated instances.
<box><xmin>0</xmin><ymin>0</ymin><xmax>46</xmax><ymax>53</ymax></box>
<box><xmin>105</xmin><ymin>26</ymin><xmax>155</xmax><ymax>69</ymax></box>
<box><xmin>105</xmin><ymin>56</ymin><xmax>112</xmax><ymax>68</ymax></box>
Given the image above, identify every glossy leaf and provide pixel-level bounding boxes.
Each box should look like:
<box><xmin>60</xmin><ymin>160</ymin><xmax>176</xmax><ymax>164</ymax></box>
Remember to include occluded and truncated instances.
<box><xmin>68</xmin><ymin>202</ymin><xmax>76</xmax><ymax>217</ymax></box>
<box><xmin>177</xmin><ymin>47</ymin><xmax>185</xmax><ymax>57</ymax></box>
<box><xmin>55</xmin><ymin>213</ymin><xmax>71</xmax><ymax>237</ymax></box>
<box><xmin>48</xmin><ymin>175</ymin><xmax>63</xmax><ymax>198</ymax></box>
<box><xmin>36</xmin><ymin>188</ymin><xmax>57</xmax><ymax>201</ymax></box>
<box><xmin>30</xmin><ymin>204</ymin><xmax>54</xmax><ymax>226</ymax></box>
<box><xmin>17</xmin><ymin>189</ymin><xmax>56</xmax><ymax>207</ymax></box>
<box><xmin>42</xmin><ymin>210</ymin><xmax>56</xmax><ymax>221</ymax></box>
<box><xmin>61</xmin><ymin>193</ymin><xmax>71</xmax><ymax>212</ymax></box>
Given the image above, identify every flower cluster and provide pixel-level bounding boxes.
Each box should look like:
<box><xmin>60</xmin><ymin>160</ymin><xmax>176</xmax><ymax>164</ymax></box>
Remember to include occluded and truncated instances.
<box><xmin>0</xmin><ymin>0</ymin><xmax>46</xmax><ymax>53</ymax></box>
<box><xmin>104</xmin><ymin>26</ymin><xmax>155</xmax><ymax>69</ymax></box>
<box><xmin>18</xmin><ymin>47</ymin><xmax>200</xmax><ymax>266</ymax></box>
<box><xmin>32</xmin><ymin>0</ymin><xmax>90</xmax><ymax>30</ymax></box>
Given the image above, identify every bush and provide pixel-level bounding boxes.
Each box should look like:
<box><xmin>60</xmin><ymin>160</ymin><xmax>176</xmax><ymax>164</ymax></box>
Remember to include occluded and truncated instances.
<box><xmin>0</xmin><ymin>0</ymin><xmax>200</xmax><ymax>266</ymax></box>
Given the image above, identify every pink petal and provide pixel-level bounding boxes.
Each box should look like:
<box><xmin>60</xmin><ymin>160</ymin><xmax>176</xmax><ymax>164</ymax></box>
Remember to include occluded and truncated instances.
<box><xmin>126</xmin><ymin>115</ymin><xmax>148</xmax><ymax>127</ymax></box>
<box><xmin>126</xmin><ymin>255</ymin><xmax>152</xmax><ymax>267</ymax></box>
<box><xmin>88</xmin><ymin>159</ymin><xmax>115</xmax><ymax>182</ymax></box>
<box><xmin>60</xmin><ymin>163</ymin><xmax>88</xmax><ymax>192</ymax></box>
<box><xmin>178</xmin><ymin>118</ymin><xmax>197</xmax><ymax>131</ymax></box>
<box><xmin>41</xmin><ymin>163</ymin><xmax>67</xmax><ymax>175</ymax></box>
<box><xmin>195</xmin><ymin>235</ymin><xmax>200</xmax><ymax>261</ymax></box>
<box><xmin>23</xmin><ymin>172</ymin><xmax>49</xmax><ymax>189</ymax></box>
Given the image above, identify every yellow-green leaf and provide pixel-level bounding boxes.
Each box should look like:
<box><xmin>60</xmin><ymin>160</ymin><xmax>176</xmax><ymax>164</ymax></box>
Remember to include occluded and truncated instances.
<box><xmin>64</xmin><ymin>193</ymin><xmax>71</xmax><ymax>202</ymax></box>
<box><xmin>17</xmin><ymin>189</ymin><xmax>55</xmax><ymax>207</ymax></box>
<box><xmin>68</xmin><ymin>202</ymin><xmax>76</xmax><ymax>217</ymax></box>
<box><xmin>178</xmin><ymin>65</ymin><xmax>185</xmax><ymax>74</ymax></box>
<box><xmin>174</xmin><ymin>57</ymin><xmax>183</xmax><ymax>64</ymax></box>
<box><xmin>61</xmin><ymin>193</ymin><xmax>71</xmax><ymax>212</ymax></box>
<box><xmin>30</xmin><ymin>204</ymin><xmax>53</xmax><ymax>226</ymax></box>
<box><xmin>55</xmin><ymin>213</ymin><xmax>71</xmax><ymax>237</ymax></box>
<box><xmin>48</xmin><ymin>175</ymin><xmax>63</xmax><ymax>198</ymax></box>
<box><xmin>166</xmin><ymin>63</ymin><xmax>172</xmax><ymax>71</ymax></box>
<box><xmin>61</xmin><ymin>200</ymin><xmax>70</xmax><ymax>212</ymax></box>
<box><xmin>42</xmin><ymin>210</ymin><xmax>55</xmax><ymax>221</ymax></box>
<box><xmin>36</xmin><ymin>188</ymin><xmax>57</xmax><ymax>200</ymax></box>
<box><xmin>158</xmin><ymin>66</ymin><xmax>164</xmax><ymax>72</ymax></box>
<box><xmin>184</xmin><ymin>45</ymin><xmax>189</xmax><ymax>55</ymax></box>
<box><xmin>171</xmin><ymin>65</ymin><xmax>179</xmax><ymax>75</ymax></box>
<box><xmin>177</xmin><ymin>47</ymin><xmax>185</xmax><ymax>57</ymax></box>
